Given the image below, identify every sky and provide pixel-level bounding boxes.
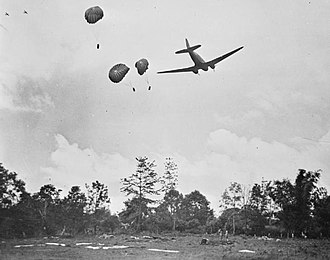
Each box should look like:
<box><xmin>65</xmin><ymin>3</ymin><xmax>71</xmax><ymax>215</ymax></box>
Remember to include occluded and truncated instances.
<box><xmin>1</xmin><ymin>0</ymin><xmax>329</xmax><ymax>214</ymax></box>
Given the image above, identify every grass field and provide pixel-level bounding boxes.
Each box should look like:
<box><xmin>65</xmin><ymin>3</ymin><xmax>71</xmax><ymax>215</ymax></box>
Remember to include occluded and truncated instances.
<box><xmin>1</xmin><ymin>234</ymin><xmax>330</xmax><ymax>259</ymax></box>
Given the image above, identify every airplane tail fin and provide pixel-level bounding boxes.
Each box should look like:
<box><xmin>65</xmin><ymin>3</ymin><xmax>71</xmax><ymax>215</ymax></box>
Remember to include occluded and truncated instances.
<box><xmin>175</xmin><ymin>38</ymin><xmax>201</xmax><ymax>54</ymax></box>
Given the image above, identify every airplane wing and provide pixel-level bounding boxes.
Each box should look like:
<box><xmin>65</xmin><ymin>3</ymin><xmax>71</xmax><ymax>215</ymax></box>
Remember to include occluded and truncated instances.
<box><xmin>157</xmin><ymin>65</ymin><xmax>197</xmax><ymax>74</ymax></box>
<box><xmin>206</xmin><ymin>46</ymin><xmax>244</xmax><ymax>67</ymax></box>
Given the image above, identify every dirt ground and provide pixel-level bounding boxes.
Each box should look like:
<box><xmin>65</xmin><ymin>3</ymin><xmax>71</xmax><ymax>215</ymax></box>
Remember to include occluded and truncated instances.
<box><xmin>1</xmin><ymin>234</ymin><xmax>330</xmax><ymax>260</ymax></box>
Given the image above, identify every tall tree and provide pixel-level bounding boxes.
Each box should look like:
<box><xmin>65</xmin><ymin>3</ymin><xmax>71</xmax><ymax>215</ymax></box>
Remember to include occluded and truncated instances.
<box><xmin>314</xmin><ymin>187</ymin><xmax>330</xmax><ymax>237</ymax></box>
<box><xmin>120</xmin><ymin>156</ymin><xmax>160</xmax><ymax>231</ymax></box>
<box><xmin>270</xmin><ymin>179</ymin><xmax>295</xmax><ymax>209</ymax></box>
<box><xmin>85</xmin><ymin>181</ymin><xmax>111</xmax><ymax>214</ymax></box>
<box><xmin>220</xmin><ymin>182</ymin><xmax>243</xmax><ymax>210</ymax></box>
<box><xmin>219</xmin><ymin>182</ymin><xmax>245</xmax><ymax>234</ymax></box>
<box><xmin>161</xmin><ymin>157</ymin><xmax>178</xmax><ymax>193</ymax></box>
<box><xmin>249</xmin><ymin>179</ymin><xmax>275</xmax><ymax>223</ymax></box>
<box><xmin>294</xmin><ymin>169</ymin><xmax>321</xmax><ymax>234</ymax></box>
<box><xmin>32</xmin><ymin>184</ymin><xmax>62</xmax><ymax>235</ymax></box>
<box><xmin>159</xmin><ymin>158</ymin><xmax>180</xmax><ymax>230</ymax></box>
<box><xmin>61</xmin><ymin>186</ymin><xmax>87</xmax><ymax>235</ymax></box>
<box><xmin>269</xmin><ymin>178</ymin><xmax>295</xmax><ymax>235</ymax></box>
<box><xmin>85</xmin><ymin>181</ymin><xmax>111</xmax><ymax>234</ymax></box>
<box><xmin>270</xmin><ymin>170</ymin><xmax>321</xmax><ymax>236</ymax></box>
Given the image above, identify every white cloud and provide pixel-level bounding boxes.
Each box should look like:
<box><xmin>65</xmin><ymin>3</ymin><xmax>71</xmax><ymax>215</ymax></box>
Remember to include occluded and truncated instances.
<box><xmin>41</xmin><ymin>134</ymin><xmax>136</xmax><ymax>213</ymax></box>
<box><xmin>207</xmin><ymin>129</ymin><xmax>327</xmax><ymax>175</ymax></box>
<box><xmin>172</xmin><ymin>129</ymin><xmax>330</xmax><ymax>214</ymax></box>
<box><xmin>39</xmin><ymin>128</ymin><xmax>330</xmax><ymax>216</ymax></box>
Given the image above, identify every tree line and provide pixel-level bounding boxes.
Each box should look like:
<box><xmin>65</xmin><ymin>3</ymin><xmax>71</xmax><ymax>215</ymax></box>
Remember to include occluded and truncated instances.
<box><xmin>0</xmin><ymin>158</ymin><xmax>329</xmax><ymax>239</ymax></box>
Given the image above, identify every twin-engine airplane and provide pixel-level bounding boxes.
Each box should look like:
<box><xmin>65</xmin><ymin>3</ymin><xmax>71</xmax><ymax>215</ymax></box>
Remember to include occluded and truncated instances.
<box><xmin>157</xmin><ymin>39</ymin><xmax>243</xmax><ymax>74</ymax></box>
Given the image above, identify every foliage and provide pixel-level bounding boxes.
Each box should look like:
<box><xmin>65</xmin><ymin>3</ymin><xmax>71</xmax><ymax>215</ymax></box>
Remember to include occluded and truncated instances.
<box><xmin>293</xmin><ymin>169</ymin><xmax>321</xmax><ymax>234</ymax></box>
<box><xmin>120</xmin><ymin>157</ymin><xmax>160</xmax><ymax>231</ymax></box>
<box><xmin>119</xmin><ymin>197</ymin><xmax>150</xmax><ymax>230</ymax></box>
<box><xmin>84</xmin><ymin>181</ymin><xmax>112</xmax><ymax>235</ymax></box>
<box><xmin>1</xmin><ymin>160</ymin><xmax>330</xmax><ymax>238</ymax></box>
<box><xmin>31</xmin><ymin>184</ymin><xmax>63</xmax><ymax>235</ymax></box>
<box><xmin>161</xmin><ymin>157</ymin><xmax>178</xmax><ymax>193</ymax></box>
<box><xmin>249</xmin><ymin>180</ymin><xmax>272</xmax><ymax>214</ymax></box>
<box><xmin>0</xmin><ymin>163</ymin><xmax>26</xmax><ymax>208</ymax></box>
<box><xmin>61</xmin><ymin>186</ymin><xmax>87</xmax><ymax>235</ymax></box>
<box><xmin>180</xmin><ymin>190</ymin><xmax>214</xmax><ymax>227</ymax></box>
<box><xmin>160</xmin><ymin>189</ymin><xmax>183</xmax><ymax>231</ymax></box>
<box><xmin>313</xmin><ymin>188</ymin><xmax>330</xmax><ymax>237</ymax></box>
<box><xmin>220</xmin><ymin>182</ymin><xmax>243</xmax><ymax>210</ymax></box>
<box><xmin>85</xmin><ymin>181</ymin><xmax>111</xmax><ymax>214</ymax></box>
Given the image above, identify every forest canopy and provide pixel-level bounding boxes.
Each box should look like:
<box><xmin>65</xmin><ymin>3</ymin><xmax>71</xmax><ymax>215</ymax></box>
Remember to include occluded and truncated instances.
<box><xmin>0</xmin><ymin>161</ymin><xmax>329</xmax><ymax>239</ymax></box>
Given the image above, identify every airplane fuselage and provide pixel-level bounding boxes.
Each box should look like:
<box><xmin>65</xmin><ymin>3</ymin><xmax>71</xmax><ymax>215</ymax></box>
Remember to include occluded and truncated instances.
<box><xmin>188</xmin><ymin>51</ymin><xmax>210</xmax><ymax>73</ymax></box>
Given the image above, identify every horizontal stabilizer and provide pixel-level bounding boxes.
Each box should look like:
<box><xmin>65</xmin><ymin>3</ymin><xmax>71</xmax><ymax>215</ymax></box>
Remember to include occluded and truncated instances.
<box><xmin>175</xmin><ymin>44</ymin><xmax>201</xmax><ymax>54</ymax></box>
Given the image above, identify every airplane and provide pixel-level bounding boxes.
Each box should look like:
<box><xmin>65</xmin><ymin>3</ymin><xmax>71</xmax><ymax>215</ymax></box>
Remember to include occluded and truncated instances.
<box><xmin>157</xmin><ymin>38</ymin><xmax>243</xmax><ymax>74</ymax></box>
<box><xmin>23</xmin><ymin>10</ymin><xmax>28</xmax><ymax>14</ymax></box>
<box><xmin>5</xmin><ymin>12</ymin><xmax>9</xmax><ymax>16</ymax></box>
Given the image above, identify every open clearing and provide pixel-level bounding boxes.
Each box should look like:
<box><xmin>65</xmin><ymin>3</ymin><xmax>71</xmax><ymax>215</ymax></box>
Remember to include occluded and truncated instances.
<box><xmin>1</xmin><ymin>234</ymin><xmax>329</xmax><ymax>259</ymax></box>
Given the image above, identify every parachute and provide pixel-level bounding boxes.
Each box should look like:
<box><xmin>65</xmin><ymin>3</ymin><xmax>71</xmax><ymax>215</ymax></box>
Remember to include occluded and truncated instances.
<box><xmin>85</xmin><ymin>6</ymin><xmax>104</xmax><ymax>24</ymax></box>
<box><xmin>135</xmin><ymin>58</ymin><xmax>149</xmax><ymax>75</ymax></box>
<box><xmin>109</xmin><ymin>63</ymin><xmax>130</xmax><ymax>83</ymax></box>
<box><xmin>85</xmin><ymin>6</ymin><xmax>104</xmax><ymax>49</ymax></box>
<box><xmin>135</xmin><ymin>58</ymin><xmax>151</xmax><ymax>90</ymax></box>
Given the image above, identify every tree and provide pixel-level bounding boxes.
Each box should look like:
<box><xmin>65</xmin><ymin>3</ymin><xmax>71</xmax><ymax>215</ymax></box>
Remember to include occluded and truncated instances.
<box><xmin>159</xmin><ymin>189</ymin><xmax>183</xmax><ymax>231</ymax></box>
<box><xmin>220</xmin><ymin>182</ymin><xmax>249</xmax><ymax>234</ymax></box>
<box><xmin>0</xmin><ymin>163</ymin><xmax>28</xmax><ymax>238</ymax></box>
<box><xmin>220</xmin><ymin>182</ymin><xmax>243</xmax><ymax>210</ymax></box>
<box><xmin>270</xmin><ymin>170</ymin><xmax>322</xmax><ymax>237</ymax></box>
<box><xmin>8</xmin><ymin>192</ymin><xmax>40</xmax><ymax>238</ymax></box>
<box><xmin>85</xmin><ymin>181</ymin><xmax>111</xmax><ymax>234</ymax></box>
<box><xmin>219</xmin><ymin>206</ymin><xmax>266</xmax><ymax>236</ymax></box>
<box><xmin>85</xmin><ymin>181</ymin><xmax>111</xmax><ymax>214</ymax></box>
<box><xmin>161</xmin><ymin>157</ymin><xmax>178</xmax><ymax>193</ymax></box>
<box><xmin>61</xmin><ymin>186</ymin><xmax>87</xmax><ymax>235</ymax></box>
<box><xmin>269</xmin><ymin>178</ymin><xmax>295</xmax><ymax>235</ymax></box>
<box><xmin>120</xmin><ymin>157</ymin><xmax>160</xmax><ymax>231</ymax></box>
<box><xmin>100</xmin><ymin>213</ymin><xmax>121</xmax><ymax>234</ymax></box>
<box><xmin>250</xmin><ymin>183</ymin><xmax>267</xmax><ymax>213</ymax></box>
<box><xmin>31</xmin><ymin>184</ymin><xmax>63</xmax><ymax>235</ymax></box>
<box><xmin>158</xmin><ymin>158</ymin><xmax>180</xmax><ymax>231</ymax></box>
<box><xmin>270</xmin><ymin>179</ymin><xmax>295</xmax><ymax>209</ymax></box>
<box><xmin>0</xmin><ymin>163</ymin><xmax>26</xmax><ymax>208</ymax></box>
<box><xmin>152</xmin><ymin>203</ymin><xmax>173</xmax><ymax>232</ymax></box>
<box><xmin>314</xmin><ymin>188</ymin><xmax>330</xmax><ymax>237</ymax></box>
<box><xmin>294</xmin><ymin>169</ymin><xmax>321</xmax><ymax>234</ymax></box>
<box><xmin>180</xmin><ymin>190</ymin><xmax>214</xmax><ymax>232</ymax></box>
<box><xmin>249</xmin><ymin>179</ymin><xmax>275</xmax><ymax>224</ymax></box>
<box><xmin>119</xmin><ymin>197</ymin><xmax>150</xmax><ymax>231</ymax></box>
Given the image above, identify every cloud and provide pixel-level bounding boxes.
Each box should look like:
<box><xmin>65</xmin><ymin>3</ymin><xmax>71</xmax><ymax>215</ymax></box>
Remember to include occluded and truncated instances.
<box><xmin>215</xmin><ymin>110</ymin><xmax>264</xmax><ymax>133</ymax></box>
<box><xmin>0</xmin><ymin>77</ymin><xmax>54</xmax><ymax>112</ymax></box>
<box><xmin>207</xmin><ymin>129</ymin><xmax>326</xmax><ymax>175</ymax></box>
<box><xmin>41</xmin><ymin>129</ymin><xmax>330</xmax><ymax>215</ymax></box>
<box><xmin>41</xmin><ymin>134</ymin><xmax>136</xmax><ymax>213</ymax></box>
<box><xmin>171</xmin><ymin>129</ymin><xmax>330</xmax><ymax>214</ymax></box>
<box><xmin>0</xmin><ymin>84</ymin><xmax>16</xmax><ymax>111</ymax></box>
